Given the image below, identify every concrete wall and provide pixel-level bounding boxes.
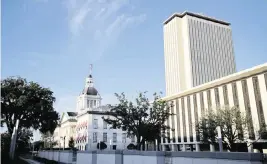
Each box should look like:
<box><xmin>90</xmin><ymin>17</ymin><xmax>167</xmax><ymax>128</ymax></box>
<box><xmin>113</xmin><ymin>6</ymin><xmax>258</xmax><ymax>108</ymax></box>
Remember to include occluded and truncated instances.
<box><xmin>38</xmin><ymin>150</ymin><xmax>73</xmax><ymax>164</ymax></box>
<box><xmin>39</xmin><ymin>150</ymin><xmax>264</xmax><ymax>164</ymax></box>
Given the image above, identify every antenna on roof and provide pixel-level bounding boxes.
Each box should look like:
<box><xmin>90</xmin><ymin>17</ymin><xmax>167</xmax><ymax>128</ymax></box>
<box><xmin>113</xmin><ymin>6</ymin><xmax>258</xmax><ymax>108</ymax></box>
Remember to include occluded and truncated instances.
<box><xmin>89</xmin><ymin>64</ymin><xmax>93</xmax><ymax>75</ymax></box>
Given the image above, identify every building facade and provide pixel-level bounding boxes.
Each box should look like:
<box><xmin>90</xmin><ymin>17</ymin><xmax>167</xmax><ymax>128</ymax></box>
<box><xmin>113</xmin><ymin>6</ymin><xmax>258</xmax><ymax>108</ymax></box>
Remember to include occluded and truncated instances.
<box><xmin>161</xmin><ymin>63</ymin><xmax>267</xmax><ymax>152</ymax></box>
<box><xmin>75</xmin><ymin>70</ymin><xmax>134</xmax><ymax>150</ymax></box>
<box><xmin>53</xmin><ymin>68</ymin><xmax>135</xmax><ymax>150</ymax></box>
<box><xmin>163</xmin><ymin>11</ymin><xmax>236</xmax><ymax>96</ymax></box>
<box><xmin>53</xmin><ymin>112</ymin><xmax>77</xmax><ymax>149</ymax></box>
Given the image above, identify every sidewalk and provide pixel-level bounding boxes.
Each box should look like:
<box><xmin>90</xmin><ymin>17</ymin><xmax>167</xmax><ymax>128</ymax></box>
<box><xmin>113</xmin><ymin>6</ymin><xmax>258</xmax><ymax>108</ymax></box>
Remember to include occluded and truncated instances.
<box><xmin>19</xmin><ymin>156</ymin><xmax>42</xmax><ymax>164</ymax></box>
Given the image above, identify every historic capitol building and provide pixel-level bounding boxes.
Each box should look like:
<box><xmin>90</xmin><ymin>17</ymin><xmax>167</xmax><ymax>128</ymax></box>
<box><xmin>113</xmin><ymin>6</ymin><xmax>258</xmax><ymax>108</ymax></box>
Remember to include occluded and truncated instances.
<box><xmin>53</xmin><ymin>66</ymin><xmax>134</xmax><ymax>150</ymax></box>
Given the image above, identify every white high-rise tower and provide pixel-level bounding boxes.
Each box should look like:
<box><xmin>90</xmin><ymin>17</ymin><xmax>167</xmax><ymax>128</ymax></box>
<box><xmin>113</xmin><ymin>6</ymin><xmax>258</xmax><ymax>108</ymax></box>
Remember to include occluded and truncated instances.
<box><xmin>163</xmin><ymin>11</ymin><xmax>236</xmax><ymax>96</ymax></box>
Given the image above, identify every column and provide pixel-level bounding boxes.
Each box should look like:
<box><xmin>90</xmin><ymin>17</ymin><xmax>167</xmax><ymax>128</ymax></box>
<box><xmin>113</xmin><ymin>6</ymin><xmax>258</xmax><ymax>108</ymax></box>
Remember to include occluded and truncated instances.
<box><xmin>182</xmin><ymin>144</ymin><xmax>186</xmax><ymax>151</ymax></box>
<box><xmin>162</xmin><ymin>144</ymin><xmax>165</xmax><ymax>151</ymax></box>
<box><xmin>195</xmin><ymin>144</ymin><xmax>200</xmax><ymax>152</ymax></box>
<box><xmin>210</xmin><ymin>144</ymin><xmax>215</xmax><ymax>152</ymax></box>
<box><xmin>171</xmin><ymin>144</ymin><xmax>175</xmax><ymax>151</ymax></box>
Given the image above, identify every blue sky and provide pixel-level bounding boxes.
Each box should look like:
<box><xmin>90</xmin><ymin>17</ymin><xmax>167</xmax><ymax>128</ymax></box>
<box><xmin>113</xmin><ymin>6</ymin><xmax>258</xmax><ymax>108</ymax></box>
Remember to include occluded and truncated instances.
<box><xmin>2</xmin><ymin>0</ymin><xmax>267</xmax><ymax>115</ymax></box>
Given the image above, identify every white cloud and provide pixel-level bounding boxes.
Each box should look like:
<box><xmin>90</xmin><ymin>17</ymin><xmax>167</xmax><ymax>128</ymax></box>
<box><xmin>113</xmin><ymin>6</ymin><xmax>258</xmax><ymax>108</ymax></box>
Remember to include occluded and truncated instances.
<box><xmin>64</xmin><ymin>0</ymin><xmax>146</xmax><ymax>62</ymax></box>
<box><xmin>48</xmin><ymin>0</ymin><xmax>146</xmax><ymax>117</ymax></box>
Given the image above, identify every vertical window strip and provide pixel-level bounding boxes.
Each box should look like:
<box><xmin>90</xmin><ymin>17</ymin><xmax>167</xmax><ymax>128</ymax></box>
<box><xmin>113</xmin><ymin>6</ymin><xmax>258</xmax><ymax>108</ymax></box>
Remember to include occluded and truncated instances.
<box><xmin>252</xmin><ymin>76</ymin><xmax>266</xmax><ymax>130</ymax></box>
<box><xmin>223</xmin><ymin>85</ymin><xmax>229</xmax><ymax>106</ymax></box>
<box><xmin>181</xmin><ymin>97</ymin><xmax>187</xmax><ymax>142</ymax></box>
<box><xmin>193</xmin><ymin>94</ymin><xmax>200</xmax><ymax>141</ymax></box>
<box><xmin>187</xmin><ymin>96</ymin><xmax>193</xmax><ymax>142</ymax></box>
<box><xmin>241</xmin><ymin>79</ymin><xmax>255</xmax><ymax>139</ymax></box>
<box><xmin>207</xmin><ymin>90</ymin><xmax>212</xmax><ymax>111</ymax></box>
<box><xmin>232</xmin><ymin>82</ymin><xmax>243</xmax><ymax>139</ymax></box>
<box><xmin>171</xmin><ymin>101</ymin><xmax>176</xmax><ymax>142</ymax></box>
<box><xmin>200</xmin><ymin>92</ymin><xmax>205</xmax><ymax>116</ymax></box>
<box><xmin>232</xmin><ymin>82</ymin><xmax>239</xmax><ymax>108</ymax></box>
<box><xmin>214</xmin><ymin>88</ymin><xmax>220</xmax><ymax>108</ymax></box>
<box><xmin>176</xmin><ymin>99</ymin><xmax>181</xmax><ymax>142</ymax></box>
<box><xmin>166</xmin><ymin>102</ymin><xmax>171</xmax><ymax>143</ymax></box>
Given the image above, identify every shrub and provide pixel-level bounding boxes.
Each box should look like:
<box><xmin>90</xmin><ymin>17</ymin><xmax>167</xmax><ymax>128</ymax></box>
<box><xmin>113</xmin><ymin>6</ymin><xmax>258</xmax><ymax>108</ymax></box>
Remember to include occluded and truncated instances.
<box><xmin>127</xmin><ymin>143</ymin><xmax>136</xmax><ymax>150</ymax></box>
<box><xmin>97</xmin><ymin>142</ymin><xmax>107</xmax><ymax>150</ymax></box>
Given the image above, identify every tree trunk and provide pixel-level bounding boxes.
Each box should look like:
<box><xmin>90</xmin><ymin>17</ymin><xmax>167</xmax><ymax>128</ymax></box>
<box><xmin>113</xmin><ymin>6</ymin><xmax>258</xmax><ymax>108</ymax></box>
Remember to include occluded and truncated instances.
<box><xmin>137</xmin><ymin>136</ymin><xmax>141</xmax><ymax>150</ymax></box>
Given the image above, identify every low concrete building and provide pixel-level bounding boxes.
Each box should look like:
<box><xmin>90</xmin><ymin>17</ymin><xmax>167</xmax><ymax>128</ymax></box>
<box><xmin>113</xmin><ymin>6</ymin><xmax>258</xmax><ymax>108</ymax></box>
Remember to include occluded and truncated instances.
<box><xmin>161</xmin><ymin>63</ymin><xmax>267</xmax><ymax>152</ymax></box>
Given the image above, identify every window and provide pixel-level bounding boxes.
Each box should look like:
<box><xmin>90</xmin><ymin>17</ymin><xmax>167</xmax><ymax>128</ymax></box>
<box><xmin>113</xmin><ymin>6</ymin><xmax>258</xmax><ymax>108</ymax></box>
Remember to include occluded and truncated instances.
<box><xmin>93</xmin><ymin>119</ymin><xmax>98</xmax><ymax>129</ymax></box>
<box><xmin>87</xmin><ymin>100</ymin><xmax>90</xmax><ymax>108</ymax></box>
<box><xmin>176</xmin><ymin>99</ymin><xmax>181</xmax><ymax>143</ymax></box>
<box><xmin>207</xmin><ymin>90</ymin><xmax>211</xmax><ymax>111</ymax></box>
<box><xmin>200</xmin><ymin>92</ymin><xmax>205</xmax><ymax>115</ymax></box>
<box><xmin>181</xmin><ymin>97</ymin><xmax>187</xmax><ymax>142</ymax></box>
<box><xmin>193</xmin><ymin>94</ymin><xmax>200</xmax><ymax>141</ymax></box>
<box><xmin>214</xmin><ymin>88</ymin><xmax>220</xmax><ymax>107</ymax></box>
<box><xmin>90</xmin><ymin>100</ymin><xmax>93</xmax><ymax>108</ymax></box>
<box><xmin>187</xmin><ymin>97</ymin><xmax>193</xmax><ymax>142</ymax></box>
<box><xmin>252</xmin><ymin>76</ymin><xmax>266</xmax><ymax>129</ymax></box>
<box><xmin>241</xmin><ymin>80</ymin><xmax>255</xmax><ymax>139</ymax></box>
<box><xmin>171</xmin><ymin>100</ymin><xmax>176</xmax><ymax>143</ymax></box>
<box><xmin>113</xmin><ymin>133</ymin><xmax>117</xmax><ymax>143</ymax></box>
<box><xmin>93</xmin><ymin>132</ymin><xmax>97</xmax><ymax>143</ymax></box>
<box><xmin>103</xmin><ymin>133</ymin><xmax>107</xmax><ymax>142</ymax></box>
<box><xmin>103</xmin><ymin>121</ymin><xmax>107</xmax><ymax>129</ymax></box>
<box><xmin>94</xmin><ymin>100</ymin><xmax>96</xmax><ymax>107</ymax></box>
<box><xmin>122</xmin><ymin>133</ymin><xmax>126</xmax><ymax>143</ymax></box>
<box><xmin>232</xmin><ymin>83</ymin><xmax>239</xmax><ymax>108</ymax></box>
<box><xmin>223</xmin><ymin>85</ymin><xmax>229</xmax><ymax>106</ymax></box>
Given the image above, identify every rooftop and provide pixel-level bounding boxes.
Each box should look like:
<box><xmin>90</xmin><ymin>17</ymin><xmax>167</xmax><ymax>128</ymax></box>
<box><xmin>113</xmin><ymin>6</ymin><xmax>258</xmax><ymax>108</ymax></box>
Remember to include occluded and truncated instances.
<box><xmin>161</xmin><ymin>63</ymin><xmax>267</xmax><ymax>101</ymax></box>
<box><xmin>67</xmin><ymin>112</ymin><xmax>77</xmax><ymax>117</ymax></box>
<box><xmin>164</xmin><ymin>11</ymin><xmax>230</xmax><ymax>26</ymax></box>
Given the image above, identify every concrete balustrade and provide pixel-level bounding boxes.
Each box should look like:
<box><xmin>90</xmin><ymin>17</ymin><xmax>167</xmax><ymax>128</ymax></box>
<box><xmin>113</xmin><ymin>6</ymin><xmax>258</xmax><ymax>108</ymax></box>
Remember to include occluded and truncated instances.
<box><xmin>38</xmin><ymin>150</ymin><xmax>264</xmax><ymax>164</ymax></box>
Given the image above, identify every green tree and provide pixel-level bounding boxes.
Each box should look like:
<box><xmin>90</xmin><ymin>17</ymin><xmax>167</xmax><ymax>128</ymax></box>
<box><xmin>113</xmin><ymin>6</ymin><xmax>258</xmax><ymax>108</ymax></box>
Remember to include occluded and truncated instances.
<box><xmin>197</xmin><ymin>106</ymin><xmax>253</xmax><ymax>152</ymax></box>
<box><xmin>127</xmin><ymin>143</ymin><xmax>137</xmax><ymax>150</ymax></box>
<box><xmin>216</xmin><ymin>106</ymin><xmax>248</xmax><ymax>151</ymax></box>
<box><xmin>1</xmin><ymin>76</ymin><xmax>59</xmax><ymax>136</ymax></box>
<box><xmin>68</xmin><ymin>137</ymin><xmax>75</xmax><ymax>149</ymax></box>
<box><xmin>16</xmin><ymin>129</ymin><xmax>33</xmax><ymax>153</ymax></box>
<box><xmin>196</xmin><ymin>110</ymin><xmax>218</xmax><ymax>147</ymax></box>
<box><xmin>258</xmin><ymin>122</ymin><xmax>267</xmax><ymax>140</ymax></box>
<box><xmin>102</xmin><ymin>92</ymin><xmax>173</xmax><ymax>150</ymax></box>
<box><xmin>1</xmin><ymin>132</ymin><xmax>11</xmax><ymax>159</ymax></box>
<box><xmin>32</xmin><ymin>141</ymin><xmax>44</xmax><ymax>151</ymax></box>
